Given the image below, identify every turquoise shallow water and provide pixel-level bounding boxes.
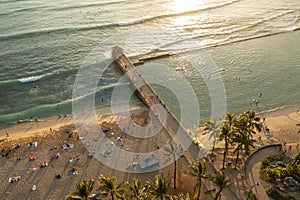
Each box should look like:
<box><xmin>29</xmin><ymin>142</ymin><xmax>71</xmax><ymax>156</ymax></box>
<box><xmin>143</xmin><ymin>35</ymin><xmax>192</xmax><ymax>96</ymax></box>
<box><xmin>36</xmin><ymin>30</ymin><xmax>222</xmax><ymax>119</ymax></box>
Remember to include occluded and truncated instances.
<box><xmin>0</xmin><ymin>0</ymin><xmax>299</xmax><ymax>123</ymax></box>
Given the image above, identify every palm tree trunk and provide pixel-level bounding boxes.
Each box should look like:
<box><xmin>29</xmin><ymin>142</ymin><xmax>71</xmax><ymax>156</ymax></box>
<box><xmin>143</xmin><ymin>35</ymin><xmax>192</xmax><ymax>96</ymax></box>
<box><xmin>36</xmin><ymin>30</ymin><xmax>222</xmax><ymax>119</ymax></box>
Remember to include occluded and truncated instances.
<box><xmin>222</xmin><ymin>149</ymin><xmax>227</xmax><ymax>169</ymax></box>
<box><xmin>214</xmin><ymin>189</ymin><xmax>222</xmax><ymax>200</ymax></box>
<box><xmin>160</xmin><ymin>196</ymin><xmax>163</xmax><ymax>200</ymax></box>
<box><xmin>174</xmin><ymin>157</ymin><xmax>177</xmax><ymax>189</ymax></box>
<box><xmin>197</xmin><ymin>182</ymin><xmax>201</xmax><ymax>200</ymax></box>
<box><xmin>235</xmin><ymin>150</ymin><xmax>240</xmax><ymax>169</ymax></box>
<box><xmin>111</xmin><ymin>192</ymin><xmax>114</xmax><ymax>200</ymax></box>
<box><xmin>222</xmin><ymin>139</ymin><xmax>228</xmax><ymax>169</ymax></box>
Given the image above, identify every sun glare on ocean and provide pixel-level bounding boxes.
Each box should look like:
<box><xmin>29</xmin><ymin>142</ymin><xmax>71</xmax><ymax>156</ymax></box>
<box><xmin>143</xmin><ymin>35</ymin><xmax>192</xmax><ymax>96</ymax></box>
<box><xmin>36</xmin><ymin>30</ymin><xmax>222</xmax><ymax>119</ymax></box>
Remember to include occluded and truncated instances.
<box><xmin>167</xmin><ymin>0</ymin><xmax>206</xmax><ymax>27</ymax></box>
<box><xmin>170</xmin><ymin>0</ymin><xmax>204</xmax><ymax>12</ymax></box>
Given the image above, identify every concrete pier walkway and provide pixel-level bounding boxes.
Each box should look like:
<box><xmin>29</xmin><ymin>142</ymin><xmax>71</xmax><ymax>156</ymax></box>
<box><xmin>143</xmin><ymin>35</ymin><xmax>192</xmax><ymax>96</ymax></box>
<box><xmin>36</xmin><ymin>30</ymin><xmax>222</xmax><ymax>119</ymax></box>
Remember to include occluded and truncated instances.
<box><xmin>112</xmin><ymin>46</ymin><xmax>200</xmax><ymax>163</ymax></box>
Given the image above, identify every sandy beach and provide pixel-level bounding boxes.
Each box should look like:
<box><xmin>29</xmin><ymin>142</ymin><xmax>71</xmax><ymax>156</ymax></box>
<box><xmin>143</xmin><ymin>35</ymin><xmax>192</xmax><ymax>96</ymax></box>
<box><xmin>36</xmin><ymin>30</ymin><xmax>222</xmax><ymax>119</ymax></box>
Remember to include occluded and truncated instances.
<box><xmin>1</xmin><ymin>105</ymin><xmax>300</xmax><ymax>200</ymax></box>
<box><xmin>0</xmin><ymin>104</ymin><xmax>192</xmax><ymax>200</ymax></box>
<box><xmin>258</xmin><ymin>105</ymin><xmax>300</xmax><ymax>144</ymax></box>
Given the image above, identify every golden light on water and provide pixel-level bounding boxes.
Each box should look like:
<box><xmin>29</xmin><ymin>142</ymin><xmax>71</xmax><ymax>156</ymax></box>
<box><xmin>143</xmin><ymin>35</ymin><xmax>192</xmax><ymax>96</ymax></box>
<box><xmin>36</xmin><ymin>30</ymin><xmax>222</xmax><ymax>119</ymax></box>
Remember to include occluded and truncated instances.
<box><xmin>170</xmin><ymin>0</ymin><xmax>204</xmax><ymax>13</ymax></box>
<box><xmin>168</xmin><ymin>0</ymin><xmax>206</xmax><ymax>27</ymax></box>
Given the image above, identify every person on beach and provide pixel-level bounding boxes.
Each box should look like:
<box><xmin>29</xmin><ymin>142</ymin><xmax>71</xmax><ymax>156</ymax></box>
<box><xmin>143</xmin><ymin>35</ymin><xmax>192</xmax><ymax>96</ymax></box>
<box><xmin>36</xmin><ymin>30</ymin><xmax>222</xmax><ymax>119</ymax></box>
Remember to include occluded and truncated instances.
<box><xmin>30</xmin><ymin>156</ymin><xmax>37</xmax><ymax>161</ymax></box>
<box><xmin>55</xmin><ymin>173</ymin><xmax>62</xmax><ymax>179</ymax></box>
<box><xmin>6</xmin><ymin>132</ymin><xmax>9</xmax><ymax>137</ymax></box>
<box><xmin>283</xmin><ymin>147</ymin><xmax>287</xmax><ymax>154</ymax></box>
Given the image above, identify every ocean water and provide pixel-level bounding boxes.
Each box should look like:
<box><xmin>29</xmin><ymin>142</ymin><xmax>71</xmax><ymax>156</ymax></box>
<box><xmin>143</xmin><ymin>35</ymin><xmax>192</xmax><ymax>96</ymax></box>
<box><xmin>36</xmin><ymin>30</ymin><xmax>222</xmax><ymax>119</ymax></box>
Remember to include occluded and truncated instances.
<box><xmin>0</xmin><ymin>0</ymin><xmax>299</xmax><ymax>124</ymax></box>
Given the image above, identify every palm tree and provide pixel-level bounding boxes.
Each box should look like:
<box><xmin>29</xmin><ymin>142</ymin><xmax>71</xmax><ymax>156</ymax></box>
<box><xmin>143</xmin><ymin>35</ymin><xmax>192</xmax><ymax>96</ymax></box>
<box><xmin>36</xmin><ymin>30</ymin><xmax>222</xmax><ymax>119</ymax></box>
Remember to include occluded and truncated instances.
<box><xmin>127</xmin><ymin>178</ymin><xmax>150</xmax><ymax>200</ymax></box>
<box><xmin>188</xmin><ymin>159</ymin><xmax>209</xmax><ymax>200</ymax></box>
<box><xmin>232</xmin><ymin>110</ymin><xmax>260</xmax><ymax>168</ymax></box>
<box><xmin>98</xmin><ymin>174</ymin><xmax>127</xmax><ymax>200</ymax></box>
<box><xmin>218</xmin><ymin>113</ymin><xmax>236</xmax><ymax>169</ymax></box>
<box><xmin>65</xmin><ymin>179</ymin><xmax>95</xmax><ymax>200</ymax></box>
<box><xmin>219</xmin><ymin>125</ymin><xmax>231</xmax><ymax>169</ymax></box>
<box><xmin>236</xmin><ymin>110</ymin><xmax>261</xmax><ymax>138</ymax></box>
<box><xmin>232</xmin><ymin>131</ymin><xmax>256</xmax><ymax>168</ymax></box>
<box><xmin>207</xmin><ymin>171</ymin><xmax>232</xmax><ymax>200</ymax></box>
<box><xmin>164</xmin><ymin>140</ymin><xmax>183</xmax><ymax>189</ymax></box>
<box><xmin>203</xmin><ymin>120</ymin><xmax>221</xmax><ymax>152</ymax></box>
<box><xmin>146</xmin><ymin>174</ymin><xmax>170</xmax><ymax>200</ymax></box>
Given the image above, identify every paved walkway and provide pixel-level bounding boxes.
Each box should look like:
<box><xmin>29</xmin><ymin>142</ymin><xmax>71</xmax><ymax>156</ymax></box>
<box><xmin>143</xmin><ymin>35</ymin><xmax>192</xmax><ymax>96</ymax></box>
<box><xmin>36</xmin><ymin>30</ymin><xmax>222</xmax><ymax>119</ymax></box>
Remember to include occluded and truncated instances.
<box><xmin>245</xmin><ymin>143</ymin><xmax>299</xmax><ymax>200</ymax></box>
<box><xmin>112</xmin><ymin>46</ymin><xmax>196</xmax><ymax>161</ymax></box>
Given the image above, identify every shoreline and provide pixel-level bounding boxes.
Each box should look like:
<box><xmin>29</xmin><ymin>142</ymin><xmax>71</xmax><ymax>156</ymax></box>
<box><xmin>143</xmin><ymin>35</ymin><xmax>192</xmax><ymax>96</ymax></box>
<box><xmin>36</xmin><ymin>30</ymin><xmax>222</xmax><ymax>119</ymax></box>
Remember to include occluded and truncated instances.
<box><xmin>257</xmin><ymin>104</ymin><xmax>300</xmax><ymax>118</ymax></box>
<box><xmin>0</xmin><ymin>102</ymin><xmax>147</xmax><ymax>140</ymax></box>
<box><xmin>1</xmin><ymin>103</ymin><xmax>300</xmax><ymax>143</ymax></box>
<box><xmin>0</xmin><ymin>100</ymin><xmax>144</xmax><ymax>124</ymax></box>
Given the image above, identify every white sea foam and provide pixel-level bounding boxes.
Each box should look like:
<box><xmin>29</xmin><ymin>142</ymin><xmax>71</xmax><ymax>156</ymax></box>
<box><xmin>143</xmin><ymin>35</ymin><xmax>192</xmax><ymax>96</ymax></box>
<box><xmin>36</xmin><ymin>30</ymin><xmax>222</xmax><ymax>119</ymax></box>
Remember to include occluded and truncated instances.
<box><xmin>18</xmin><ymin>76</ymin><xmax>42</xmax><ymax>83</ymax></box>
<box><xmin>118</xmin><ymin>19</ymin><xmax>144</xmax><ymax>26</ymax></box>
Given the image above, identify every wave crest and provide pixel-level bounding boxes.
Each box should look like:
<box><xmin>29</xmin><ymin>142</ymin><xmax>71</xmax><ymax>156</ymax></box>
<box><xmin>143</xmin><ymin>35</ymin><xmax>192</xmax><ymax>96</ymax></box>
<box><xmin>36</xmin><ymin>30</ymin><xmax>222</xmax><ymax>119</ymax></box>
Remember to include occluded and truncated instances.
<box><xmin>18</xmin><ymin>76</ymin><xmax>42</xmax><ymax>83</ymax></box>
